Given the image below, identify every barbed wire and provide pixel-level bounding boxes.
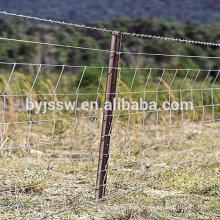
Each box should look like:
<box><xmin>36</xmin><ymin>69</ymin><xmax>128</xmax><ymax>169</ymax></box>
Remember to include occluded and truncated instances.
<box><xmin>1</xmin><ymin>11</ymin><xmax>220</xmax><ymax>47</ymax></box>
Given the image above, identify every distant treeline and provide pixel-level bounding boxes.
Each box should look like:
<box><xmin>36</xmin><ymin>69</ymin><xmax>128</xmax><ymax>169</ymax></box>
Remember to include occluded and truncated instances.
<box><xmin>1</xmin><ymin>0</ymin><xmax>220</xmax><ymax>24</ymax></box>
<box><xmin>1</xmin><ymin>17</ymin><xmax>220</xmax><ymax>71</ymax></box>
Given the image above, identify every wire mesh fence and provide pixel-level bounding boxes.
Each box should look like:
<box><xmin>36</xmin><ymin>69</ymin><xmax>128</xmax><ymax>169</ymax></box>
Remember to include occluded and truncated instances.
<box><xmin>0</xmin><ymin>63</ymin><xmax>104</xmax><ymax>218</ymax></box>
<box><xmin>0</xmin><ymin>12</ymin><xmax>220</xmax><ymax>219</ymax></box>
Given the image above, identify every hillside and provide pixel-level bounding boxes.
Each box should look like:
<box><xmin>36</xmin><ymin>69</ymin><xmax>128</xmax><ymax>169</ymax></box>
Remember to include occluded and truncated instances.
<box><xmin>1</xmin><ymin>17</ymin><xmax>220</xmax><ymax>71</ymax></box>
<box><xmin>0</xmin><ymin>0</ymin><xmax>220</xmax><ymax>24</ymax></box>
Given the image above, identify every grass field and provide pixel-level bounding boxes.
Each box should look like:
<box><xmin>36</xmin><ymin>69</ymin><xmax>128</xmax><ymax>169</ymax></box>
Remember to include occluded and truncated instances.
<box><xmin>0</xmin><ymin>67</ymin><xmax>220</xmax><ymax>219</ymax></box>
<box><xmin>0</xmin><ymin>115</ymin><xmax>219</xmax><ymax>219</ymax></box>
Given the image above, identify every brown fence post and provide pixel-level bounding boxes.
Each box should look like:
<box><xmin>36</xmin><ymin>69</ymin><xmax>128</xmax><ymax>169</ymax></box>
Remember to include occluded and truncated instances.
<box><xmin>95</xmin><ymin>31</ymin><xmax>122</xmax><ymax>200</ymax></box>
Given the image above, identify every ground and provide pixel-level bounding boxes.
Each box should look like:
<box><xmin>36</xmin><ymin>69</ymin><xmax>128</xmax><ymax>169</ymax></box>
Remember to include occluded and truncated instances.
<box><xmin>0</xmin><ymin>115</ymin><xmax>219</xmax><ymax>219</ymax></box>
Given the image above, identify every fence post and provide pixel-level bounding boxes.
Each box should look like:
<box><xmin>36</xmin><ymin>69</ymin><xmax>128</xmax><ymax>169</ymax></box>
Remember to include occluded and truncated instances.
<box><xmin>95</xmin><ymin>31</ymin><xmax>122</xmax><ymax>200</ymax></box>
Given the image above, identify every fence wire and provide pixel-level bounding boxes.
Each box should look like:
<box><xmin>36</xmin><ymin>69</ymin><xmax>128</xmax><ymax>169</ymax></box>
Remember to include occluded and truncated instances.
<box><xmin>1</xmin><ymin>10</ymin><xmax>220</xmax><ymax>46</ymax></box>
<box><xmin>1</xmin><ymin>60</ymin><xmax>220</xmax><ymax>218</ymax></box>
<box><xmin>0</xmin><ymin>13</ymin><xmax>220</xmax><ymax>220</ymax></box>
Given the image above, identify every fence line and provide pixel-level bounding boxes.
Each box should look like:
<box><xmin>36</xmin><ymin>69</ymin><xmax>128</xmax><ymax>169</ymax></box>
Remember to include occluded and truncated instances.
<box><xmin>1</xmin><ymin>10</ymin><xmax>220</xmax><ymax>46</ymax></box>
<box><xmin>0</xmin><ymin>14</ymin><xmax>220</xmax><ymax>219</ymax></box>
<box><xmin>2</xmin><ymin>36</ymin><xmax>220</xmax><ymax>59</ymax></box>
<box><xmin>2</xmin><ymin>62</ymin><xmax>220</xmax><ymax>71</ymax></box>
<box><xmin>0</xmin><ymin>37</ymin><xmax>111</xmax><ymax>53</ymax></box>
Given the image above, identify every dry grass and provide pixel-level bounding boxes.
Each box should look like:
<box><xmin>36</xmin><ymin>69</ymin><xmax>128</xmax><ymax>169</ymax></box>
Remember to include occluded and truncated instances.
<box><xmin>0</xmin><ymin>115</ymin><xmax>219</xmax><ymax>219</ymax></box>
<box><xmin>0</xmin><ymin>71</ymin><xmax>220</xmax><ymax>219</ymax></box>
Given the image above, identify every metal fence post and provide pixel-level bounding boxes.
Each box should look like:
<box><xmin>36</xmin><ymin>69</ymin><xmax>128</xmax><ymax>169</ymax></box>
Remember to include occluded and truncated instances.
<box><xmin>95</xmin><ymin>32</ymin><xmax>122</xmax><ymax>200</ymax></box>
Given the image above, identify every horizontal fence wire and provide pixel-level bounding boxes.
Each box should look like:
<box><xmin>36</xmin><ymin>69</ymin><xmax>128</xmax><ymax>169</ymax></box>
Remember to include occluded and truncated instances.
<box><xmin>1</xmin><ymin>10</ymin><xmax>220</xmax><ymax>46</ymax></box>
<box><xmin>2</xmin><ymin>37</ymin><xmax>220</xmax><ymax>59</ymax></box>
<box><xmin>1</xmin><ymin>58</ymin><xmax>220</xmax><ymax>217</ymax></box>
